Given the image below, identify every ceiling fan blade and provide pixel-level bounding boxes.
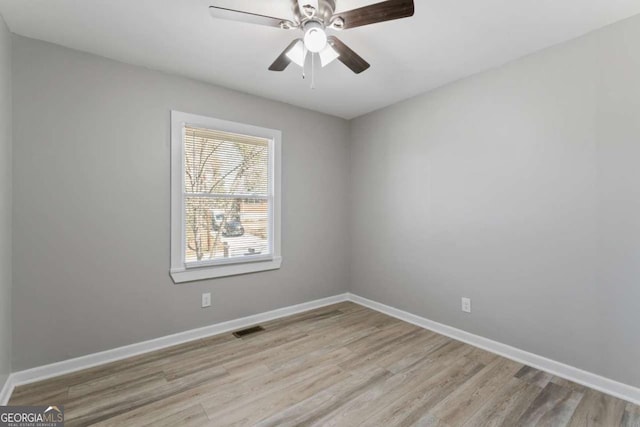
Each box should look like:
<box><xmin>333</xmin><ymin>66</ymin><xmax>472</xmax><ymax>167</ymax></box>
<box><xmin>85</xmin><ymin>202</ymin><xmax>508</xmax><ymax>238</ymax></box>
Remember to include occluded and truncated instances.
<box><xmin>269</xmin><ymin>39</ymin><xmax>304</xmax><ymax>71</ymax></box>
<box><xmin>332</xmin><ymin>0</ymin><xmax>414</xmax><ymax>29</ymax></box>
<box><xmin>327</xmin><ymin>36</ymin><xmax>370</xmax><ymax>74</ymax></box>
<box><xmin>209</xmin><ymin>6</ymin><xmax>294</xmax><ymax>29</ymax></box>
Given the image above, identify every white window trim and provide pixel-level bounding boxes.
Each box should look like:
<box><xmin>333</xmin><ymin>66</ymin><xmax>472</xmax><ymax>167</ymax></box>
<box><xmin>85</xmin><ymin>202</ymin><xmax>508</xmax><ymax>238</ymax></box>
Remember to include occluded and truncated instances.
<box><xmin>170</xmin><ymin>111</ymin><xmax>282</xmax><ymax>283</ymax></box>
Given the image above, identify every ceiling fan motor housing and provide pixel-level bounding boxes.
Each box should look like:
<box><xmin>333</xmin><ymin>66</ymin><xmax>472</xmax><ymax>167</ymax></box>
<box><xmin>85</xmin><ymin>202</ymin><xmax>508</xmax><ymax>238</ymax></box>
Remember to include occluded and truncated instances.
<box><xmin>292</xmin><ymin>0</ymin><xmax>336</xmax><ymax>26</ymax></box>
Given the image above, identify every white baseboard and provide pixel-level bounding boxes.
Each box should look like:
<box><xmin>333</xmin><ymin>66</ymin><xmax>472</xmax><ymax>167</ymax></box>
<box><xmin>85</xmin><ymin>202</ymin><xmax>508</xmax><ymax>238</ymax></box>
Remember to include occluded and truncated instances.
<box><xmin>347</xmin><ymin>293</ymin><xmax>640</xmax><ymax>406</ymax></box>
<box><xmin>0</xmin><ymin>375</ymin><xmax>14</xmax><ymax>406</ymax></box>
<box><xmin>0</xmin><ymin>293</ymin><xmax>349</xmax><ymax>405</ymax></box>
<box><xmin>3</xmin><ymin>291</ymin><xmax>638</xmax><ymax>407</ymax></box>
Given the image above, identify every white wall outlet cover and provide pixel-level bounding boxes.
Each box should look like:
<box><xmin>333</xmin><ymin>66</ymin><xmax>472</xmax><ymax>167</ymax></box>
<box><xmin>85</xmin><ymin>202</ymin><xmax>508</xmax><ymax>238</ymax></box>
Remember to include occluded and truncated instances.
<box><xmin>461</xmin><ymin>297</ymin><xmax>472</xmax><ymax>313</ymax></box>
<box><xmin>202</xmin><ymin>293</ymin><xmax>211</xmax><ymax>308</ymax></box>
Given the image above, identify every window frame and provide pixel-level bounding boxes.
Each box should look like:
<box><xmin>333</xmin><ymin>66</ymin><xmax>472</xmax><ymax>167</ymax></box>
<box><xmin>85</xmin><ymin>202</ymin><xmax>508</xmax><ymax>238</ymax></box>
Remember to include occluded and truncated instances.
<box><xmin>170</xmin><ymin>111</ymin><xmax>282</xmax><ymax>283</ymax></box>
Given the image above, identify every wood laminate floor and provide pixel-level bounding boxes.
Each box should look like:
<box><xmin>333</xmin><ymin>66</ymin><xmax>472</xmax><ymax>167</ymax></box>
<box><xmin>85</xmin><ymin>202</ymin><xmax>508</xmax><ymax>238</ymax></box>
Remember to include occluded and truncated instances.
<box><xmin>9</xmin><ymin>302</ymin><xmax>640</xmax><ymax>426</ymax></box>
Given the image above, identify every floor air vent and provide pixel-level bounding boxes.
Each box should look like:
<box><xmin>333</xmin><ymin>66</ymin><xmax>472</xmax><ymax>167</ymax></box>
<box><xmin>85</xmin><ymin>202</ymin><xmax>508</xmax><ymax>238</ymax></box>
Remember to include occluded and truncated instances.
<box><xmin>232</xmin><ymin>325</ymin><xmax>265</xmax><ymax>338</ymax></box>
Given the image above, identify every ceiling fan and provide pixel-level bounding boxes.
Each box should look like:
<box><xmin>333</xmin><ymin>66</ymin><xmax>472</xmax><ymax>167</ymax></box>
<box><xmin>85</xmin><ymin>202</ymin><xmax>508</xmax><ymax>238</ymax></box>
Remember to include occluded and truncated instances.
<box><xmin>209</xmin><ymin>0</ymin><xmax>415</xmax><ymax>75</ymax></box>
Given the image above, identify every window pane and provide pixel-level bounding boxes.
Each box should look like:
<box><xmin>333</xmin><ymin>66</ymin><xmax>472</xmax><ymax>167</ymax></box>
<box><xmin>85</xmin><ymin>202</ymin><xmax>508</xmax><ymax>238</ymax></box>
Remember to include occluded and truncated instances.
<box><xmin>184</xmin><ymin>127</ymin><xmax>269</xmax><ymax>196</ymax></box>
<box><xmin>185</xmin><ymin>197</ymin><xmax>270</xmax><ymax>263</ymax></box>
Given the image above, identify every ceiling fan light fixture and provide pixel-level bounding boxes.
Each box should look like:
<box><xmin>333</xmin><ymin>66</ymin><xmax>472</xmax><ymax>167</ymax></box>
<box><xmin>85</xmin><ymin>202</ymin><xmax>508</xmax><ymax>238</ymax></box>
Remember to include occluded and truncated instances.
<box><xmin>285</xmin><ymin>39</ymin><xmax>306</xmax><ymax>67</ymax></box>
<box><xmin>303</xmin><ymin>22</ymin><xmax>327</xmax><ymax>53</ymax></box>
<box><xmin>319</xmin><ymin>44</ymin><xmax>339</xmax><ymax>67</ymax></box>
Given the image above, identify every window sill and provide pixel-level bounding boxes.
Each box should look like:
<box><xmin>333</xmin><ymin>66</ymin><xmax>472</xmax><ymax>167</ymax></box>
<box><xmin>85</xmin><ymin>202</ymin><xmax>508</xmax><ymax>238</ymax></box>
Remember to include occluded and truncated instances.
<box><xmin>170</xmin><ymin>256</ymin><xmax>282</xmax><ymax>283</ymax></box>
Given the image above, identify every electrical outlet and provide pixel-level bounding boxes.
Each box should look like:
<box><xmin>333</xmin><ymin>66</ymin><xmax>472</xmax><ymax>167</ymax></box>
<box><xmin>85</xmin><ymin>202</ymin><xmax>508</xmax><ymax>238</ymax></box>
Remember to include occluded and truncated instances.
<box><xmin>461</xmin><ymin>297</ymin><xmax>471</xmax><ymax>313</ymax></box>
<box><xmin>202</xmin><ymin>292</ymin><xmax>211</xmax><ymax>308</ymax></box>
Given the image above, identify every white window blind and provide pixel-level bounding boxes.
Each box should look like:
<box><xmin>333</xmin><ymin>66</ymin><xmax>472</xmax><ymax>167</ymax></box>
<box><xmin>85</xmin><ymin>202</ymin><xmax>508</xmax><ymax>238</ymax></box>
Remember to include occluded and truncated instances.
<box><xmin>170</xmin><ymin>111</ymin><xmax>281</xmax><ymax>283</ymax></box>
<box><xmin>183</xmin><ymin>126</ymin><xmax>272</xmax><ymax>265</ymax></box>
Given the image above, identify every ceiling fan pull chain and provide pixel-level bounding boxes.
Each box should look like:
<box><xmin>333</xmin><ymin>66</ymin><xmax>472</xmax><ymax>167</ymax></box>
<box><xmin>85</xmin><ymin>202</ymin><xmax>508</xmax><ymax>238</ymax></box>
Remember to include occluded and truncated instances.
<box><xmin>302</xmin><ymin>47</ymin><xmax>307</xmax><ymax>80</ymax></box>
<box><xmin>311</xmin><ymin>53</ymin><xmax>316</xmax><ymax>89</ymax></box>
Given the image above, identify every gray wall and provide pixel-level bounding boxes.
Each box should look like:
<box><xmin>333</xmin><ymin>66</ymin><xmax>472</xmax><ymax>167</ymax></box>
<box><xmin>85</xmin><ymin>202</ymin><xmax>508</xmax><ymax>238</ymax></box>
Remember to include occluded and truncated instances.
<box><xmin>349</xmin><ymin>14</ymin><xmax>640</xmax><ymax>388</ymax></box>
<box><xmin>11</xmin><ymin>36</ymin><xmax>350</xmax><ymax>370</ymax></box>
<box><xmin>8</xmin><ymin>14</ymin><xmax>640</xmax><ymax>389</ymax></box>
<box><xmin>0</xmin><ymin>15</ymin><xmax>12</xmax><ymax>389</ymax></box>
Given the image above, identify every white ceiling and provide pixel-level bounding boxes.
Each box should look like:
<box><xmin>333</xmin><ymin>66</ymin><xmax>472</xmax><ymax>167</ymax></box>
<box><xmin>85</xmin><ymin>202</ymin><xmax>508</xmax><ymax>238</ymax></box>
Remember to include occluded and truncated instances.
<box><xmin>1</xmin><ymin>0</ymin><xmax>639</xmax><ymax>119</ymax></box>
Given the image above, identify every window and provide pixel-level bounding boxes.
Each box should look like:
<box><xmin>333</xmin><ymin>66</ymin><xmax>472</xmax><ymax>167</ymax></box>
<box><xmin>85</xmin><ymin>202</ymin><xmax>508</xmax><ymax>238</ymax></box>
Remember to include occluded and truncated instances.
<box><xmin>170</xmin><ymin>111</ymin><xmax>281</xmax><ymax>283</ymax></box>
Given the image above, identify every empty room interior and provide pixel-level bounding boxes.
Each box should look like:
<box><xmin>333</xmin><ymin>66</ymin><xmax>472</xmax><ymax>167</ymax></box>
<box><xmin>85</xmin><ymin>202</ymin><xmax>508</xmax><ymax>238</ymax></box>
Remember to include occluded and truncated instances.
<box><xmin>0</xmin><ymin>0</ymin><xmax>640</xmax><ymax>425</ymax></box>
